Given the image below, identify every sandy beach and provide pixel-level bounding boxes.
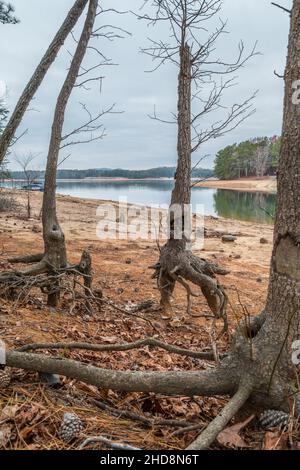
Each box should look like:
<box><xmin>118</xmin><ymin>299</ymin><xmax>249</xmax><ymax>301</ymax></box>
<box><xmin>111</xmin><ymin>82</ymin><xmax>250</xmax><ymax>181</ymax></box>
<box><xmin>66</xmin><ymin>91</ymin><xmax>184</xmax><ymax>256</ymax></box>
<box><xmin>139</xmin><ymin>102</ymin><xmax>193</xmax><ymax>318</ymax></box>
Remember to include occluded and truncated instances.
<box><xmin>196</xmin><ymin>177</ymin><xmax>277</xmax><ymax>193</ymax></box>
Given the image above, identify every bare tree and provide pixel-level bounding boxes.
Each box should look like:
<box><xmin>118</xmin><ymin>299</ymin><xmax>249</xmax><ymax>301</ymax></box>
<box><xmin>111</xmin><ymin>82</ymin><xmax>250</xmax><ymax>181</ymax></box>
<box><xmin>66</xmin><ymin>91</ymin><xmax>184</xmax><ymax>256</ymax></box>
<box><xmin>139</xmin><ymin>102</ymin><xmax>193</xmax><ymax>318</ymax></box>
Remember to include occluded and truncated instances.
<box><xmin>15</xmin><ymin>153</ymin><xmax>38</xmax><ymax>219</ymax></box>
<box><xmin>135</xmin><ymin>0</ymin><xmax>257</xmax><ymax>323</ymax></box>
<box><xmin>0</xmin><ymin>0</ymin><xmax>89</xmax><ymax>164</ymax></box>
<box><xmin>252</xmin><ymin>139</ymin><xmax>271</xmax><ymax>177</ymax></box>
<box><xmin>0</xmin><ymin>0</ymin><xmax>99</xmax><ymax>302</ymax></box>
<box><xmin>0</xmin><ymin>0</ymin><xmax>124</xmax><ymax>307</ymax></box>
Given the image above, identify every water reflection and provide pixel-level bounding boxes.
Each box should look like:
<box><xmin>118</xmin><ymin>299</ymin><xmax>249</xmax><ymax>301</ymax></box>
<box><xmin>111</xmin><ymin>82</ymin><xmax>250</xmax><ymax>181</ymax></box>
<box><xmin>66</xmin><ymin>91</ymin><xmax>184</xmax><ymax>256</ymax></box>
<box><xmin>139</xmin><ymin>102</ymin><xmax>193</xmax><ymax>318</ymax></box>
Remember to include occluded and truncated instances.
<box><xmin>213</xmin><ymin>189</ymin><xmax>275</xmax><ymax>224</ymax></box>
<box><xmin>1</xmin><ymin>179</ymin><xmax>276</xmax><ymax>224</ymax></box>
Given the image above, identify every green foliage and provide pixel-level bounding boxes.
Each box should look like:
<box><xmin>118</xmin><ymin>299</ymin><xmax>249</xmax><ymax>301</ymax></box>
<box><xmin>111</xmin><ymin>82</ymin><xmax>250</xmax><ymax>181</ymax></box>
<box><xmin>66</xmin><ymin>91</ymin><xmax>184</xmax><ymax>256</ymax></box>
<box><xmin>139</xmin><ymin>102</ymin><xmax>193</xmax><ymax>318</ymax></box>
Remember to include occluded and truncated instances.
<box><xmin>214</xmin><ymin>136</ymin><xmax>281</xmax><ymax>180</ymax></box>
<box><xmin>0</xmin><ymin>1</ymin><xmax>18</xmax><ymax>24</ymax></box>
<box><xmin>10</xmin><ymin>166</ymin><xmax>214</xmax><ymax>180</ymax></box>
<box><xmin>213</xmin><ymin>189</ymin><xmax>275</xmax><ymax>224</ymax></box>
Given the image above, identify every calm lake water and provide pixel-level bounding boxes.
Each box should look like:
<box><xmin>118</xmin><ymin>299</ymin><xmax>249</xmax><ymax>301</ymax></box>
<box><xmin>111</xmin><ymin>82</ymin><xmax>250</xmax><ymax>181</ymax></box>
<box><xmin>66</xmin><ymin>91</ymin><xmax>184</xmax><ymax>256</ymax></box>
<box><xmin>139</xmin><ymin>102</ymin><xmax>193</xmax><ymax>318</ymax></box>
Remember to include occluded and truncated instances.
<box><xmin>3</xmin><ymin>180</ymin><xmax>276</xmax><ymax>224</ymax></box>
<box><xmin>56</xmin><ymin>180</ymin><xmax>276</xmax><ymax>224</ymax></box>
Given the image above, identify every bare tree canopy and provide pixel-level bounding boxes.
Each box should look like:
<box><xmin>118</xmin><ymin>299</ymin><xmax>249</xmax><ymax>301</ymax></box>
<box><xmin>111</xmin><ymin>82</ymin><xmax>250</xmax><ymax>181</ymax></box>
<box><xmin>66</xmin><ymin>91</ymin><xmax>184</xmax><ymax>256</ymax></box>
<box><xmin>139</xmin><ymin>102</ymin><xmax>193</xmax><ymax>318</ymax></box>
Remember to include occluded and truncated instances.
<box><xmin>0</xmin><ymin>0</ymin><xmax>89</xmax><ymax>164</ymax></box>
<box><xmin>136</xmin><ymin>0</ymin><xmax>257</xmax><ymax>324</ymax></box>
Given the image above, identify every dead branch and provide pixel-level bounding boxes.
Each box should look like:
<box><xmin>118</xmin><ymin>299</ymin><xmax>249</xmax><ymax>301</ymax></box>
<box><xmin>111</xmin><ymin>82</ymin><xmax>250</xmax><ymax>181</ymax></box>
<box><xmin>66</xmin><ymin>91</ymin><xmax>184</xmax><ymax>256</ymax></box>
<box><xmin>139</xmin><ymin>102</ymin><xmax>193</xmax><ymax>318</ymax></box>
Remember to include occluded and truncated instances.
<box><xmin>271</xmin><ymin>2</ymin><xmax>291</xmax><ymax>14</ymax></box>
<box><xmin>79</xmin><ymin>436</ymin><xmax>140</xmax><ymax>450</ymax></box>
<box><xmin>172</xmin><ymin>422</ymin><xmax>205</xmax><ymax>436</ymax></box>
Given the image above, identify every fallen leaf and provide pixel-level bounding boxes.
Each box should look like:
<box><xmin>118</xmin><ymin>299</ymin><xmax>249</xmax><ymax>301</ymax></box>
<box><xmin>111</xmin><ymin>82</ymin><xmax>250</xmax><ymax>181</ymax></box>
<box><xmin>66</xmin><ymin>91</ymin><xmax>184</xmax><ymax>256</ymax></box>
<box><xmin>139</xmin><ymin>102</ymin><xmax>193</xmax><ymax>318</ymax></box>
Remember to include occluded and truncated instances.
<box><xmin>97</xmin><ymin>336</ymin><xmax>119</xmax><ymax>343</ymax></box>
<box><xmin>0</xmin><ymin>425</ymin><xmax>12</xmax><ymax>448</ymax></box>
<box><xmin>0</xmin><ymin>405</ymin><xmax>19</xmax><ymax>421</ymax></box>
<box><xmin>217</xmin><ymin>414</ymin><xmax>255</xmax><ymax>448</ymax></box>
<box><xmin>263</xmin><ymin>431</ymin><xmax>288</xmax><ymax>450</ymax></box>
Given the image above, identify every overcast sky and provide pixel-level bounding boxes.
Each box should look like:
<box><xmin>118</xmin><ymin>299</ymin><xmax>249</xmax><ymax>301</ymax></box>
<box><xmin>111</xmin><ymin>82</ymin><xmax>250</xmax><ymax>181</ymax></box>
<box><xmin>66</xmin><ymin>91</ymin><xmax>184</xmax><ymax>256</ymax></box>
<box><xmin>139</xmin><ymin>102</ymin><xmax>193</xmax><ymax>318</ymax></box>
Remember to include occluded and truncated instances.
<box><xmin>0</xmin><ymin>0</ymin><xmax>291</xmax><ymax>170</ymax></box>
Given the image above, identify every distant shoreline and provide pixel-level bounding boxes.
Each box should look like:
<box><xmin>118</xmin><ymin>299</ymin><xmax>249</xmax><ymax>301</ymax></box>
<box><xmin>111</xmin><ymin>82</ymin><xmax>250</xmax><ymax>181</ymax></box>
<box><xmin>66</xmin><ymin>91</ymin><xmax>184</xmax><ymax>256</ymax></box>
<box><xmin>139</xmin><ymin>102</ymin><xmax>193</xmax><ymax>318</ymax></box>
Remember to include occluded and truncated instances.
<box><xmin>195</xmin><ymin>177</ymin><xmax>277</xmax><ymax>193</ymax></box>
<box><xmin>2</xmin><ymin>176</ymin><xmax>277</xmax><ymax>193</ymax></box>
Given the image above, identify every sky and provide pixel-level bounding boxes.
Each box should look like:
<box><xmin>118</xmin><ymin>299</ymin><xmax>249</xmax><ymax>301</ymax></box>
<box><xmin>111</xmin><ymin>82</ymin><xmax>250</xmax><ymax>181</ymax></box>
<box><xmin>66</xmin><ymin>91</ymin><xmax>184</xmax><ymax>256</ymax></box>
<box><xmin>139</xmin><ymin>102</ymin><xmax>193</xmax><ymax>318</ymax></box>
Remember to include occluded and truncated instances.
<box><xmin>0</xmin><ymin>0</ymin><xmax>291</xmax><ymax>170</ymax></box>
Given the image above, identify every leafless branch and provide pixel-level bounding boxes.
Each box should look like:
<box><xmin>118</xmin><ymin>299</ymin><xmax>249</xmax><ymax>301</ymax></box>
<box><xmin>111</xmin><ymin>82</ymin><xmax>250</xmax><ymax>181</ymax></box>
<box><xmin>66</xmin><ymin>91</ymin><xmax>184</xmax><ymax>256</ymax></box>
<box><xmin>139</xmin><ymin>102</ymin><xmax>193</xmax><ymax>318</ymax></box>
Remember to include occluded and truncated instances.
<box><xmin>60</xmin><ymin>103</ymin><xmax>120</xmax><ymax>149</ymax></box>
<box><xmin>136</xmin><ymin>0</ymin><xmax>258</xmax><ymax>149</ymax></box>
<box><xmin>271</xmin><ymin>2</ymin><xmax>291</xmax><ymax>14</ymax></box>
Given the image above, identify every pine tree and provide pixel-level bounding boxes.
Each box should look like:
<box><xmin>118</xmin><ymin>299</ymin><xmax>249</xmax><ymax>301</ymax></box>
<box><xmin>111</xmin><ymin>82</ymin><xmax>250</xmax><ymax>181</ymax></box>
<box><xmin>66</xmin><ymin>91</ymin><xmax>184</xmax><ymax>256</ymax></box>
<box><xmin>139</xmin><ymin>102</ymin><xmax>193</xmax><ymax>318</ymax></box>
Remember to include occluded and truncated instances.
<box><xmin>0</xmin><ymin>2</ymin><xmax>18</xmax><ymax>24</ymax></box>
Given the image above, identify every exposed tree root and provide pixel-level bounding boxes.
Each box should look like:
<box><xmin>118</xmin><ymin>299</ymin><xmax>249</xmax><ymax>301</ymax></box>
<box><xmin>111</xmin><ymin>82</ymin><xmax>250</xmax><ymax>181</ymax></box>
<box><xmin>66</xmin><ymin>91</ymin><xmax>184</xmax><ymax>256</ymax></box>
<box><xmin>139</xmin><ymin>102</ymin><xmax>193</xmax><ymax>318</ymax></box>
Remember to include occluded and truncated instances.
<box><xmin>153</xmin><ymin>239</ymin><xmax>229</xmax><ymax>328</ymax></box>
<box><xmin>6</xmin><ymin>350</ymin><xmax>236</xmax><ymax>396</ymax></box>
<box><xmin>0</xmin><ymin>250</ymin><xmax>94</xmax><ymax>309</ymax></box>
<box><xmin>8</xmin><ymin>253</ymin><xmax>44</xmax><ymax>264</ymax></box>
<box><xmin>18</xmin><ymin>336</ymin><xmax>226</xmax><ymax>361</ymax></box>
<box><xmin>186</xmin><ymin>381</ymin><xmax>254</xmax><ymax>450</ymax></box>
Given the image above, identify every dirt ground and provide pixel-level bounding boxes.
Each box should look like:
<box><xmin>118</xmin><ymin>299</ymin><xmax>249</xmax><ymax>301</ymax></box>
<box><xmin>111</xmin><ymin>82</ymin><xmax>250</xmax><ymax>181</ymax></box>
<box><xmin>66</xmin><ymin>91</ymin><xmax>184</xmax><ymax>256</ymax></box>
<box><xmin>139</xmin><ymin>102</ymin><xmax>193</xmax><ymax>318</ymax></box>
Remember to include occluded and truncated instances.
<box><xmin>0</xmin><ymin>189</ymin><xmax>275</xmax><ymax>450</ymax></box>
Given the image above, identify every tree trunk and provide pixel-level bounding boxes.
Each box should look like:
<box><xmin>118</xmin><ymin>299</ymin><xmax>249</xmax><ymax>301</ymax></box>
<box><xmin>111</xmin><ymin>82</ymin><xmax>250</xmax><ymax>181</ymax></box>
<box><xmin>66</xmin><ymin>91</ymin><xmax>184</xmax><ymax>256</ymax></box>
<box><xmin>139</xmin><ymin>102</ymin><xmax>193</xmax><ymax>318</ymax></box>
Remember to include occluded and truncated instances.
<box><xmin>0</xmin><ymin>0</ymin><xmax>89</xmax><ymax>164</ymax></box>
<box><xmin>243</xmin><ymin>0</ymin><xmax>300</xmax><ymax>405</ymax></box>
<box><xmin>42</xmin><ymin>0</ymin><xmax>98</xmax><ymax>306</ymax></box>
<box><xmin>156</xmin><ymin>44</ymin><xmax>228</xmax><ymax>322</ymax></box>
<box><xmin>171</xmin><ymin>44</ymin><xmax>192</xmax><ymax>211</ymax></box>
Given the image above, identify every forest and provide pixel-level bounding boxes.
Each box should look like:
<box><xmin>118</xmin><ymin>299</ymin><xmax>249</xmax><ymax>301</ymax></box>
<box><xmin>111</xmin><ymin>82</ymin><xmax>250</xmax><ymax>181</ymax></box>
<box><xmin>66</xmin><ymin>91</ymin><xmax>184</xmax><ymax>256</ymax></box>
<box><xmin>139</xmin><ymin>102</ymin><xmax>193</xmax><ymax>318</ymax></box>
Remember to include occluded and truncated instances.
<box><xmin>214</xmin><ymin>136</ymin><xmax>281</xmax><ymax>180</ymax></box>
<box><xmin>0</xmin><ymin>0</ymin><xmax>299</xmax><ymax>460</ymax></box>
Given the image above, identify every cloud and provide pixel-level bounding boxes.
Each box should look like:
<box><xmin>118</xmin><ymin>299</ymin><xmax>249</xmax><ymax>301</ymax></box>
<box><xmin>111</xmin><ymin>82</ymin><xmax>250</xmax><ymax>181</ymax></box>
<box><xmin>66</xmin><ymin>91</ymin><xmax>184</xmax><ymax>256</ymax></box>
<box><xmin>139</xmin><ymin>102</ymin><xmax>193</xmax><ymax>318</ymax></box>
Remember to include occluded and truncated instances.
<box><xmin>1</xmin><ymin>0</ymin><xmax>290</xmax><ymax>170</ymax></box>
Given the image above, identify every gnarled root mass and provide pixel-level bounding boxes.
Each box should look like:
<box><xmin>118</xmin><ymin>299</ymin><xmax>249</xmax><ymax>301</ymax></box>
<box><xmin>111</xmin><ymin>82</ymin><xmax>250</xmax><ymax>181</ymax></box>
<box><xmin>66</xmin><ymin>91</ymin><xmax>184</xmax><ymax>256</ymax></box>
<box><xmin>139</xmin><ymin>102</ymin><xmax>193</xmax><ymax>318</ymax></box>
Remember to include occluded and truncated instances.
<box><xmin>152</xmin><ymin>239</ymin><xmax>229</xmax><ymax>328</ymax></box>
<box><xmin>0</xmin><ymin>250</ymin><xmax>95</xmax><ymax>310</ymax></box>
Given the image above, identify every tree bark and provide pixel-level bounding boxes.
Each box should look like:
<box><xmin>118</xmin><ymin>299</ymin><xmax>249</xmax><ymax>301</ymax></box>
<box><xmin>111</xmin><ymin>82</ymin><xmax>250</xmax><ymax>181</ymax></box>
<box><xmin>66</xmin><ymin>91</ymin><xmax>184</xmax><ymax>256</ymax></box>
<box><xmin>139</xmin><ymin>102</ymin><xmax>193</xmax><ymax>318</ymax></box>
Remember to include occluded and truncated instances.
<box><xmin>42</xmin><ymin>0</ymin><xmax>98</xmax><ymax>306</ymax></box>
<box><xmin>244</xmin><ymin>0</ymin><xmax>300</xmax><ymax>399</ymax></box>
<box><xmin>6</xmin><ymin>350</ymin><xmax>236</xmax><ymax>397</ymax></box>
<box><xmin>171</xmin><ymin>44</ymin><xmax>192</xmax><ymax>211</ymax></box>
<box><xmin>157</xmin><ymin>44</ymin><xmax>228</xmax><ymax>322</ymax></box>
<box><xmin>0</xmin><ymin>0</ymin><xmax>89</xmax><ymax>164</ymax></box>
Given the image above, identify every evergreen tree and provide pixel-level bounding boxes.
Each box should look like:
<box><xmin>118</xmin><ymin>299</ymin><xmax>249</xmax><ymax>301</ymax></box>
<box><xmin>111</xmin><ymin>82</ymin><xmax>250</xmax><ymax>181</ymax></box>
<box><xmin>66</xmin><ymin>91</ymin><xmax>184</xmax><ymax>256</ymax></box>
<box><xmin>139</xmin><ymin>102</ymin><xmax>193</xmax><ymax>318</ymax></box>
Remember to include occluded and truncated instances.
<box><xmin>214</xmin><ymin>136</ymin><xmax>281</xmax><ymax>179</ymax></box>
<box><xmin>0</xmin><ymin>1</ymin><xmax>18</xmax><ymax>24</ymax></box>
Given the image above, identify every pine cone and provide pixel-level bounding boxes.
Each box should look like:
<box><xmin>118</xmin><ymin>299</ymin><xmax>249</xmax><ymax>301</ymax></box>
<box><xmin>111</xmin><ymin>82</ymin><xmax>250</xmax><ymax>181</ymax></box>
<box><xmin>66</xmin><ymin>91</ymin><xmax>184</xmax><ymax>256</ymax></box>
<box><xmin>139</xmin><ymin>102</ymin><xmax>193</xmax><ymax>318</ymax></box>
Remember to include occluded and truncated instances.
<box><xmin>0</xmin><ymin>369</ymin><xmax>11</xmax><ymax>389</ymax></box>
<box><xmin>259</xmin><ymin>410</ymin><xmax>289</xmax><ymax>430</ymax></box>
<box><xmin>58</xmin><ymin>413</ymin><xmax>84</xmax><ymax>442</ymax></box>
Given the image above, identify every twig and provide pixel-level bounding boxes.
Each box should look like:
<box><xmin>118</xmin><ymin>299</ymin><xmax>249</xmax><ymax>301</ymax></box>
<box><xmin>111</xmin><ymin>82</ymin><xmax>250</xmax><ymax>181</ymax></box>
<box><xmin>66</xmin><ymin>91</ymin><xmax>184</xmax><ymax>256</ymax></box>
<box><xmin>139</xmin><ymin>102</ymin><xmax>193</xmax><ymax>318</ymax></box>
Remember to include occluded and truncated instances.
<box><xmin>87</xmin><ymin>396</ymin><xmax>194</xmax><ymax>428</ymax></box>
<box><xmin>271</xmin><ymin>2</ymin><xmax>291</xmax><ymax>14</ymax></box>
<box><xmin>172</xmin><ymin>422</ymin><xmax>205</xmax><ymax>436</ymax></box>
<box><xmin>79</xmin><ymin>436</ymin><xmax>140</xmax><ymax>450</ymax></box>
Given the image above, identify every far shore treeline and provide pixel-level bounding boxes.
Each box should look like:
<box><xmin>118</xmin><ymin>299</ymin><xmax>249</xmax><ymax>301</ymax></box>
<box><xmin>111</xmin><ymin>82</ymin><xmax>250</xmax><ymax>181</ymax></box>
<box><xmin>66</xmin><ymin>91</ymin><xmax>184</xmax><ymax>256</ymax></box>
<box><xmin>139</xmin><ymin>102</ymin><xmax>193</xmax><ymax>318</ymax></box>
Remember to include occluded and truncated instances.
<box><xmin>3</xmin><ymin>136</ymin><xmax>281</xmax><ymax>182</ymax></box>
<box><xmin>8</xmin><ymin>166</ymin><xmax>214</xmax><ymax>180</ymax></box>
<box><xmin>214</xmin><ymin>136</ymin><xmax>281</xmax><ymax>180</ymax></box>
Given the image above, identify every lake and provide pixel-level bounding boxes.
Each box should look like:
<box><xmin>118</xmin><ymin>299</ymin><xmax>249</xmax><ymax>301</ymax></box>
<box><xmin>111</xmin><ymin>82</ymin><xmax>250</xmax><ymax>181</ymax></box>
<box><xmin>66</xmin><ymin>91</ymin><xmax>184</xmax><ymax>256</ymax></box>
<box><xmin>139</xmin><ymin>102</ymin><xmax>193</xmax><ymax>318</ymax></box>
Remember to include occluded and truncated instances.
<box><xmin>2</xmin><ymin>179</ymin><xmax>276</xmax><ymax>224</ymax></box>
